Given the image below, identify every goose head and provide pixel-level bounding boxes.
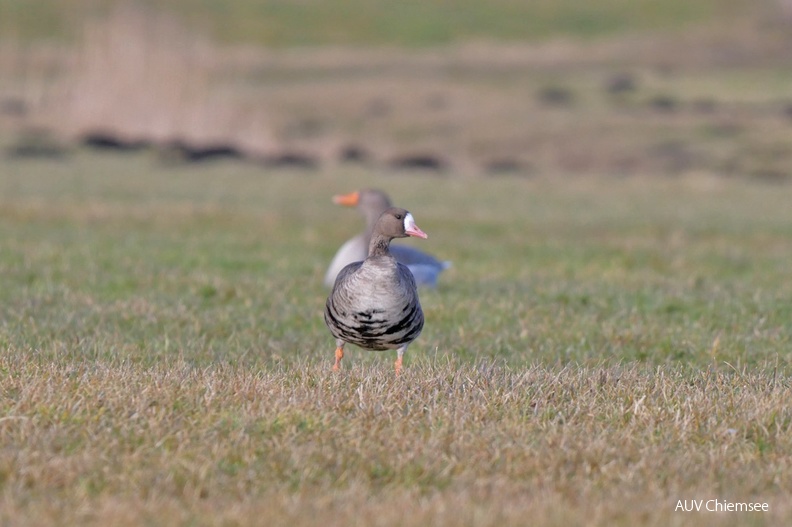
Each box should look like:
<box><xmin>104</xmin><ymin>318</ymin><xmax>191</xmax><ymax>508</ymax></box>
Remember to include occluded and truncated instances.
<box><xmin>374</xmin><ymin>207</ymin><xmax>428</xmax><ymax>240</ymax></box>
<box><xmin>334</xmin><ymin>189</ymin><xmax>393</xmax><ymax>226</ymax></box>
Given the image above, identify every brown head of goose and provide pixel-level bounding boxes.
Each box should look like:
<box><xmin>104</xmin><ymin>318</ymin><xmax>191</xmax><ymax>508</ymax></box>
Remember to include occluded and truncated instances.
<box><xmin>324</xmin><ymin>189</ymin><xmax>450</xmax><ymax>288</ymax></box>
<box><xmin>324</xmin><ymin>207</ymin><xmax>428</xmax><ymax>373</ymax></box>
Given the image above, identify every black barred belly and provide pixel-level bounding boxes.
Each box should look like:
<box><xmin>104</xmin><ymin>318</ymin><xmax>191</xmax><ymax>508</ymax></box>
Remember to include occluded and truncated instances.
<box><xmin>325</xmin><ymin>299</ymin><xmax>424</xmax><ymax>351</ymax></box>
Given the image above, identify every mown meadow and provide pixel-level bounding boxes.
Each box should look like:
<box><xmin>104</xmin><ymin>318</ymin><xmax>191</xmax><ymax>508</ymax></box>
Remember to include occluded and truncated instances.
<box><xmin>2</xmin><ymin>0</ymin><xmax>792</xmax><ymax>525</ymax></box>
<box><xmin>1</xmin><ymin>152</ymin><xmax>791</xmax><ymax>525</ymax></box>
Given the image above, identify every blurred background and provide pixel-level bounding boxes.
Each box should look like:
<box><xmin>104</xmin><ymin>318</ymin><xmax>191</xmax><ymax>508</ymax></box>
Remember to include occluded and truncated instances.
<box><xmin>1</xmin><ymin>0</ymin><xmax>792</xmax><ymax>179</ymax></box>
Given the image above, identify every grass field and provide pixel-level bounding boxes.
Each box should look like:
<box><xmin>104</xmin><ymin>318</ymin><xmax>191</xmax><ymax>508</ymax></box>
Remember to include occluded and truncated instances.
<box><xmin>1</xmin><ymin>151</ymin><xmax>791</xmax><ymax>525</ymax></box>
<box><xmin>1</xmin><ymin>0</ymin><xmax>752</xmax><ymax>45</ymax></box>
<box><xmin>4</xmin><ymin>1</ymin><xmax>792</xmax><ymax>182</ymax></box>
<box><xmin>2</xmin><ymin>1</ymin><xmax>792</xmax><ymax>524</ymax></box>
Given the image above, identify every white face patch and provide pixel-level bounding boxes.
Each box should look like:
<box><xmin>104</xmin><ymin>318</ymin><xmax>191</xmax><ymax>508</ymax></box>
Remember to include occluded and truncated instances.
<box><xmin>403</xmin><ymin>212</ymin><xmax>417</xmax><ymax>232</ymax></box>
<box><xmin>403</xmin><ymin>212</ymin><xmax>428</xmax><ymax>239</ymax></box>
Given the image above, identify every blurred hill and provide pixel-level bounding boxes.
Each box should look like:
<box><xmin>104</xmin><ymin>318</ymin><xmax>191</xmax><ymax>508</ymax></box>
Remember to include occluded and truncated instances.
<box><xmin>2</xmin><ymin>0</ymin><xmax>792</xmax><ymax>179</ymax></box>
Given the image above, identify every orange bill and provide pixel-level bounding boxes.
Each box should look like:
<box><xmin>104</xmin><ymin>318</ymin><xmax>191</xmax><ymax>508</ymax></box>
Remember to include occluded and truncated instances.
<box><xmin>332</xmin><ymin>191</ymin><xmax>360</xmax><ymax>207</ymax></box>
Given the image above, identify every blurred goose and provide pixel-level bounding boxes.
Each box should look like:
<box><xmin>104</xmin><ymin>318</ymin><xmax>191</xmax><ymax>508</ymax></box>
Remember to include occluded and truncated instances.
<box><xmin>323</xmin><ymin>189</ymin><xmax>450</xmax><ymax>288</ymax></box>
<box><xmin>325</xmin><ymin>207</ymin><xmax>427</xmax><ymax>373</ymax></box>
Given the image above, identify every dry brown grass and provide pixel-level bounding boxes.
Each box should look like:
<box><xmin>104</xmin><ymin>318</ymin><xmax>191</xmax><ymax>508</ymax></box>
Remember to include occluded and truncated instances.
<box><xmin>2</xmin><ymin>351</ymin><xmax>790</xmax><ymax>526</ymax></box>
<box><xmin>53</xmin><ymin>4</ymin><xmax>279</xmax><ymax>154</ymax></box>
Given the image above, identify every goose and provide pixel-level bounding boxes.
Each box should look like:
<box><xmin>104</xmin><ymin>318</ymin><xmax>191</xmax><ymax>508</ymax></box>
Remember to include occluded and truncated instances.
<box><xmin>324</xmin><ymin>207</ymin><xmax>427</xmax><ymax>373</ymax></box>
<box><xmin>323</xmin><ymin>189</ymin><xmax>450</xmax><ymax>288</ymax></box>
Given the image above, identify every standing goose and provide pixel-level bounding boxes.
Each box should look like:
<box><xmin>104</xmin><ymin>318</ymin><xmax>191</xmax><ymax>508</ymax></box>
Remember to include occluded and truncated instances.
<box><xmin>323</xmin><ymin>189</ymin><xmax>450</xmax><ymax>288</ymax></box>
<box><xmin>325</xmin><ymin>207</ymin><xmax>427</xmax><ymax>373</ymax></box>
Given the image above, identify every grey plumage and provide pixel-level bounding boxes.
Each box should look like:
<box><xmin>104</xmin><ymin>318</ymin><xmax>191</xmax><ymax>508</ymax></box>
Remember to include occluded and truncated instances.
<box><xmin>324</xmin><ymin>207</ymin><xmax>427</xmax><ymax>373</ymax></box>
<box><xmin>324</xmin><ymin>189</ymin><xmax>450</xmax><ymax>288</ymax></box>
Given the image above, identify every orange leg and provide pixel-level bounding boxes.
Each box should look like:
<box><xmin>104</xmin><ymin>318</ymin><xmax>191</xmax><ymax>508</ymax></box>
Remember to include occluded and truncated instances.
<box><xmin>394</xmin><ymin>350</ymin><xmax>404</xmax><ymax>375</ymax></box>
<box><xmin>332</xmin><ymin>346</ymin><xmax>344</xmax><ymax>371</ymax></box>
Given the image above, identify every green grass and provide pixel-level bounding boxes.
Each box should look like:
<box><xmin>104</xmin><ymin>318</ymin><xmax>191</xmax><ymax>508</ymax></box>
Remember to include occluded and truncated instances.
<box><xmin>1</xmin><ymin>152</ymin><xmax>792</xmax><ymax>525</ymax></box>
<box><xmin>0</xmin><ymin>0</ymin><xmax>752</xmax><ymax>46</ymax></box>
<box><xmin>3</xmin><ymin>152</ymin><xmax>791</xmax><ymax>369</ymax></box>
